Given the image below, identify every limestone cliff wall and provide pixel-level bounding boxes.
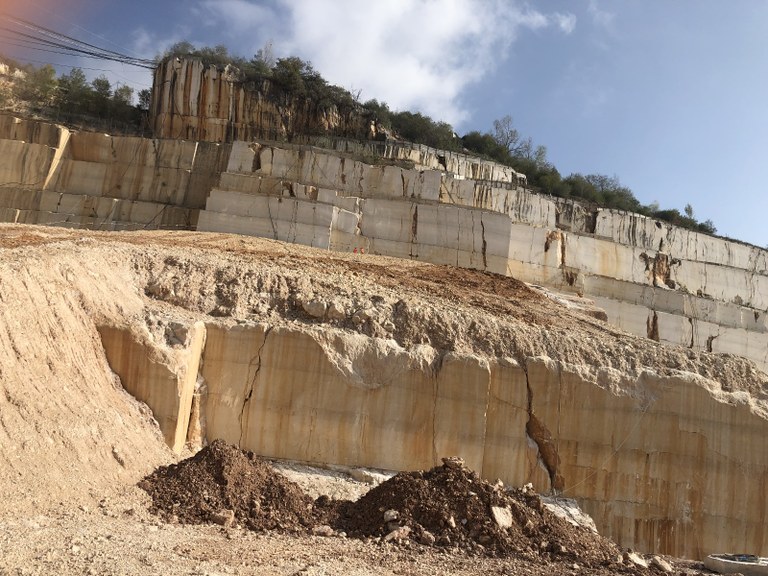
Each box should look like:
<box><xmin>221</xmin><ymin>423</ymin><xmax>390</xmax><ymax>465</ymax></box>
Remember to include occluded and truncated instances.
<box><xmin>99</xmin><ymin>315</ymin><xmax>768</xmax><ymax>559</ymax></box>
<box><xmin>150</xmin><ymin>59</ymin><xmax>526</xmax><ymax>186</ymax></box>
<box><xmin>151</xmin><ymin>58</ymin><xmax>367</xmax><ymax>143</ymax></box>
<box><xmin>2</xmin><ymin>112</ymin><xmax>764</xmax><ymax>373</ymax></box>
<box><xmin>197</xmin><ymin>141</ymin><xmax>768</xmax><ymax>373</ymax></box>
<box><xmin>0</xmin><ymin>113</ymin><xmax>229</xmax><ymax>229</ymax></box>
<box><xmin>3</xmin><ymin>113</ymin><xmax>768</xmax><ymax>558</ymax></box>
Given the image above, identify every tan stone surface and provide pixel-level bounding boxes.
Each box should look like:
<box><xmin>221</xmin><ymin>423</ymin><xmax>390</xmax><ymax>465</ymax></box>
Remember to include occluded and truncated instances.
<box><xmin>0</xmin><ymin>138</ymin><xmax>55</xmax><ymax>188</ymax></box>
<box><xmin>1</xmin><ymin>226</ymin><xmax>768</xmax><ymax>559</ymax></box>
<box><xmin>527</xmin><ymin>358</ymin><xmax>768</xmax><ymax>558</ymax></box>
<box><xmin>99</xmin><ymin>322</ymin><xmax>204</xmax><ymax>454</ymax></box>
<box><xmin>5</xmin><ymin>116</ymin><xmax>766</xmax><ymax>382</ymax></box>
<box><xmin>0</xmin><ymin>112</ymin><xmax>62</xmax><ymax>146</ymax></box>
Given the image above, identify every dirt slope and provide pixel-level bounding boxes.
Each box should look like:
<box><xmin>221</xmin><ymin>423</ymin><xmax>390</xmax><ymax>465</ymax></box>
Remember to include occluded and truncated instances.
<box><xmin>0</xmin><ymin>223</ymin><xmax>758</xmax><ymax>574</ymax></box>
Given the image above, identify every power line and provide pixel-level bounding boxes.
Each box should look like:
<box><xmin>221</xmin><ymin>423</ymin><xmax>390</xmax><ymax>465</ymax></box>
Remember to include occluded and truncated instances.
<box><xmin>5</xmin><ymin>56</ymin><xmax>153</xmax><ymax>88</ymax></box>
<box><xmin>0</xmin><ymin>14</ymin><xmax>156</xmax><ymax>69</ymax></box>
<box><xmin>25</xmin><ymin>0</ymin><xmax>145</xmax><ymax>60</ymax></box>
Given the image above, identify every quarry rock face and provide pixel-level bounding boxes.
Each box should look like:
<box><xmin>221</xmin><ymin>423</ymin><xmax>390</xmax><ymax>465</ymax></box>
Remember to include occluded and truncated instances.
<box><xmin>151</xmin><ymin>58</ymin><xmax>367</xmax><ymax>142</ymax></box>
<box><xmin>2</xmin><ymin>89</ymin><xmax>768</xmax><ymax>560</ymax></box>
<box><xmin>1</xmin><ymin>228</ymin><xmax>761</xmax><ymax>559</ymax></box>
<box><xmin>195</xmin><ymin>139</ymin><xmax>768</xmax><ymax>377</ymax></box>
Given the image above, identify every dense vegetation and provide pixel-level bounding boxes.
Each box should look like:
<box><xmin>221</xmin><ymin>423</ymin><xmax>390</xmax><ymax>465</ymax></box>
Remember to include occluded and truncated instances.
<box><xmin>0</xmin><ymin>57</ymin><xmax>151</xmax><ymax>132</ymax></box>
<box><xmin>0</xmin><ymin>43</ymin><xmax>716</xmax><ymax>235</ymax></box>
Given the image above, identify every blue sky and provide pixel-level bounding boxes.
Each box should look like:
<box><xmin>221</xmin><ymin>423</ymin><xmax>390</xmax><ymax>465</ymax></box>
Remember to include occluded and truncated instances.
<box><xmin>3</xmin><ymin>0</ymin><xmax>767</xmax><ymax>248</ymax></box>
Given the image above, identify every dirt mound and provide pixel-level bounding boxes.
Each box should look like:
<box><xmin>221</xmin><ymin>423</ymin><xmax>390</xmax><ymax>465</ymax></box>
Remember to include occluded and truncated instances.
<box><xmin>140</xmin><ymin>445</ymin><xmax>625</xmax><ymax>566</ymax></box>
<box><xmin>330</xmin><ymin>457</ymin><xmax>622</xmax><ymax>565</ymax></box>
<box><xmin>138</xmin><ymin>439</ymin><xmax>314</xmax><ymax>532</ymax></box>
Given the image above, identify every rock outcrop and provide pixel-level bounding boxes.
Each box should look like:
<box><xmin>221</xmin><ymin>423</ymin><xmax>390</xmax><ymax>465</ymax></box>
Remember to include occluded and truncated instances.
<box><xmin>0</xmin><ymin>114</ymin><xmax>229</xmax><ymax>230</ymax></box>
<box><xmin>45</xmin><ymin>230</ymin><xmax>768</xmax><ymax>558</ymax></box>
<box><xmin>196</xmin><ymin>140</ymin><xmax>768</xmax><ymax>375</ymax></box>
<box><xmin>151</xmin><ymin>58</ymin><xmax>367</xmax><ymax>142</ymax></box>
<box><xmin>2</xmin><ymin>105</ymin><xmax>768</xmax><ymax>561</ymax></box>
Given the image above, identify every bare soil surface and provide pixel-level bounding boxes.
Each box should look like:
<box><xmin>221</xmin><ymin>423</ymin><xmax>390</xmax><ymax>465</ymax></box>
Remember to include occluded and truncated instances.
<box><xmin>140</xmin><ymin>440</ymin><xmax>316</xmax><ymax>533</ymax></box>
<box><xmin>0</xmin><ymin>224</ymin><xmax>751</xmax><ymax>574</ymax></box>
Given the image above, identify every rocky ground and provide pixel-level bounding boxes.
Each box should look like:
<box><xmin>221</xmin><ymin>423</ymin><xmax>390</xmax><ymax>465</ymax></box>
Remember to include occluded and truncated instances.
<box><xmin>0</xmin><ymin>224</ymin><xmax>752</xmax><ymax>574</ymax></box>
<box><xmin>1</xmin><ymin>446</ymin><xmax>707</xmax><ymax>576</ymax></box>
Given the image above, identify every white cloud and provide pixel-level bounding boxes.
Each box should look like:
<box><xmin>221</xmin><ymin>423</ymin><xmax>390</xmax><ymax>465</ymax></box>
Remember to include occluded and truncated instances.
<box><xmin>194</xmin><ymin>0</ymin><xmax>576</xmax><ymax>128</ymax></box>
<box><xmin>554</xmin><ymin>12</ymin><xmax>577</xmax><ymax>35</ymax></box>
<box><xmin>588</xmin><ymin>0</ymin><xmax>615</xmax><ymax>30</ymax></box>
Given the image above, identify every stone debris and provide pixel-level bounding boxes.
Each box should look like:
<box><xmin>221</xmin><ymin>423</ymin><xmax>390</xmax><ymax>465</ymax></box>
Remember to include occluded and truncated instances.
<box><xmin>210</xmin><ymin>509</ymin><xmax>235</xmax><ymax>527</ymax></box>
<box><xmin>111</xmin><ymin>446</ymin><xmax>126</xmax><ymax>467</ymax></box>
<box><xmin>347</xmin><ymin>468</ymin><xmax>378</xmax><ymax>485</ymax></box>
<box><xmin>541</xmin><ymin>496</ymin><xmax>599</xmax><ymax>533</ymax></box>
<box><xmin>418</xmin><ymin>530</ymin><xmax>436</xmax><ymax>545</ymax></box>
<box><xmin>139</xmin><ymin>442</ymin><xmax>629</xmax><ymax>567</ymax></box>
<box><xmin>441</xmin><ymin>456</ymin><xmax>466</xmax><ymax>470</ymax></box>
<box><xmin>326</xmin><ymin>300</ymin><xmax>346</xmax><ymax>320</ymax></box>
<box><xmin>327</xmin><ymin>457</ymin><xmax>624</xmax><ymax>564</ymax></box>
<box><xmin>650</xmin><ymin>555</ymin><xmax>674</xmax><ymax>572</ymax></box>
<box><xmin>491</xmin><ymin>506</ymin><xmax>513</xmax><ymax>529</ymax></box>
<box><xmin>382</xmin><ymin>509</ymin><xmax>399</xmax><ymax>523</ymax></box>
<box><xmin>138</xmin><ymin>439</ymin><xmax>314</xmax><ymax>532</ymax></box>
<box><xmin>624</xmin><ymin>550</ymin><xmax>649</xmax><ymax>568</ymax></box>
<box><xmin>311</xmin><ymin>525</ymin><xmax>335</xmax><ymax>537</ymax></box>
<box><xmin>383</xmin><ymin>526</ymin><xmax>411</xmax><ymax>543</ymax></box>
<box><xmin>301</xmin><ymin>299</ymin><xmax>327</xmax><ymax>319</ymax></box>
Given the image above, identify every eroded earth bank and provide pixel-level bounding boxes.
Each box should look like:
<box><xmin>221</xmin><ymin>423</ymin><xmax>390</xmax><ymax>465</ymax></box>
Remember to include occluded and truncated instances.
<box><xmin>0</xmin><ymin>224</ymin><xmax>766</xmax><ymax>574</ymax></box>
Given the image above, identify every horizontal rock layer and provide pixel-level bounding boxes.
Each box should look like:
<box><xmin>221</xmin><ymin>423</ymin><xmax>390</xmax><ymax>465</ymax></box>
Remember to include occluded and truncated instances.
<box><xmin>97</xmin><ymin>308</ymin><xmax>768</xmax><ymax>560</ymax></box>
<box><xmin>0</xmin><ymin>114</ymin><xmax>229</xmax><ymax>230</ymax></box>
<box><xmin>197</xmin><ymin>140</ymin><xmax>768</xmax><ymax>373</ymax></box>
<box><xmin>2</xmin><ymin>107</ymin><xmax>768</xmax><ymax>560</ymax></box>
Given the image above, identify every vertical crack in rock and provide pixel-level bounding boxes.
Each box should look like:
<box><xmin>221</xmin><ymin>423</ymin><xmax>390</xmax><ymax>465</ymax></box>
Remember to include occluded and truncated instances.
<box><xmin>401</xmin><ymin>172</ymin><xmax>407</xmax><ymax>197</ymax></box>
<box><xmin>266</xmin><ymin>197</ymin><xmax>278</xmax><ymax>240</ymax></box>
<box><xmin>189</xmin><ymin>141</ymin><xmax>199</xmax><ymax>176</ymax></box>
<box><xmin>523</xmin><ymin>362</ymin><xmax>564</xmax><ymax>493</ymax></box>
<box><xmin>560</xmin><ymin>233</ymin><xmax>567</xmax><ymax>268</ymax></box>
<box><xmin>546</xmin><ymin>231</ymin><xmax>567</xmax><ymax>268</ymax></box>
<box><xmin>544</xmin><ymin>230</ymin><xmax>556</xmax><ymax>253</ymax></box>
<box><xmin>480</xmin><ymin>218</ymin><xmax>488</xmax><ymax>270</ymax></box>
<box><xmin>587</xmin><ymin>210</ymin><xmax>598</xmax><ymax>234</ymax></box>
<box><xmin>250</xmin><ymin>144</ymin><xmax>261</xmax><ymax>172</ymax></box>
<box><xmin>647</xmin><ymin>311</ymin><xmax>660</xmax><ymax>341</ymax></box>
<box><xmin>706</xmin><ymin>334</ymin><xmax>718</xmax><ymax>353</ymax></box>
<box><xmin>688</xmin><ymin>317</ymin><xmax>696</xmax><ymax>348</ymax></box>
<box><xmin>282</xmin><ymin>181</ymin><xmax>295</xmax><ymax>198</ymax></box>
<box><xmin>239</xmin><ymin>326</ymin><xmax>272</xmax><ymax>447</ymax></box>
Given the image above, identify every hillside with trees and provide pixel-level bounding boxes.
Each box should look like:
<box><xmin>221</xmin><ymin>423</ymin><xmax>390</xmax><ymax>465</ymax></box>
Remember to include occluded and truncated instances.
<box><xmin>0</xmin><ymin>55</ymin><xmax>150</xmax><ymax>133</ymax></box>
<box><xmin>0</xmin><ymin>44</ymin><xmax>716</xmax><ymax>235</ymax></box>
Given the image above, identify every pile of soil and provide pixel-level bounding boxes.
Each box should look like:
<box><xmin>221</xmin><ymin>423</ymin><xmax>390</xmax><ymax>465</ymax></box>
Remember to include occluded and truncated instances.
<box><xmin>141</xmin><ymin>443</ymin><xmax>626</xmax><ymax>567</ymax></box>
<box><xmin>329</xmin><ymin>457</ymin><xmax>622</xmax><ymax>566</ymax></box>
<box><xmin>138</xmin><ymin>439</ymin><xmax>314</xmax><ymax>532</ymax></box>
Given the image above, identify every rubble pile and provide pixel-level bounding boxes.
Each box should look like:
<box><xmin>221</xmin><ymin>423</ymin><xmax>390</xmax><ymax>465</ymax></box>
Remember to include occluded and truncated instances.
<box><xmin>330</xmin><ymin>457</ymin><xmax>623</xmax><ymax>565</ymax></box>
<box><xmin>138</xmin><ymin>439</ymin><xmax>314</xmax><ymax>532</ymax></box>
<box><xmin>141</xmin><ymin>445</ymin><xmax>634</xmax><ymax>569</ymax></box>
